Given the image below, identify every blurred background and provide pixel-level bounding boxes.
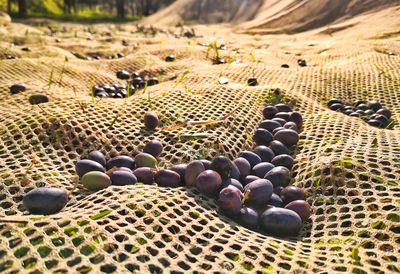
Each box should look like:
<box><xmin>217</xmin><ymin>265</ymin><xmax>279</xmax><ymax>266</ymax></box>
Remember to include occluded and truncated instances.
<box><xmin>0</xmin><ymin>0</ymin><xmax>177</xmax><ymax>21</ymax></box>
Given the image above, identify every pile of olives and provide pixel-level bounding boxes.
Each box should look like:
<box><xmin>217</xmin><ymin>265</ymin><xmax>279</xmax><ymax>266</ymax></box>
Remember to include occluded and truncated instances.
<box><xmin>93</xmin><ymin>71</ymin><xmax>159</xmax><ymax>99</ymax></box>
<box><xmin>23</xmin><ymin>103</ymin><xmax>310</xmax><ymax>237</ymax></box>
<box><xmin>328</xmin><ymin>98</ymin><xmax>392</xmax><ymax>128</ymax></box>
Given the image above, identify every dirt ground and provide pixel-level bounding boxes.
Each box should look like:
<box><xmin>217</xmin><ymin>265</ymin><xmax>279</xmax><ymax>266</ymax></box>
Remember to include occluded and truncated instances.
<box><xmin>0</xmin><ymin>8</ymin><xmax>399</xmax><ymax>273</ymax></box>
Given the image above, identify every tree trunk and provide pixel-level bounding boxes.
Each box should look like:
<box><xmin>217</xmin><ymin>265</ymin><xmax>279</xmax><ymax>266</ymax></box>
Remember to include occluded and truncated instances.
<box><xmin>7</xmin><ymin>0</ymin><xmax>11</xmax><ymax>14</ymax></box>
<box><xmin>17</xmin><ymin>0</ymin><xmax>27</xmax><ymax>17</ymax></box>
<box><xmin>116</xmin><ymin>0</ymin><xmax>125</xmax><ymax>19</ymax></box>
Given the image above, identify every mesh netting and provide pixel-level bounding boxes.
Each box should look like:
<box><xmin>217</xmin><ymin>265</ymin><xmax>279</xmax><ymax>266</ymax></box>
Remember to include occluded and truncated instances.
<box><xmin>0</xmin><ymin>22</ymin><xmax>399</xmax><ymax>273</ymax></box>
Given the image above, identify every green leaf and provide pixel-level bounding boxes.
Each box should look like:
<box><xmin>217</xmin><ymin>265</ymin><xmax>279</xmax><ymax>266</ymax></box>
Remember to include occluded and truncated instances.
<box><xmin>90</xmin><ymin>210</ymin><xmax>112</xmax><ymax>221</ymax></box>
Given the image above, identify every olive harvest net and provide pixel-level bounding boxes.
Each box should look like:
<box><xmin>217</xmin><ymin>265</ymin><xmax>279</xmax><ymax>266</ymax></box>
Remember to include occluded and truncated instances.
<box><xmin>0</xmin><ymin>22</ymin><xmax>399</xmax><ymax>273</ymax></box>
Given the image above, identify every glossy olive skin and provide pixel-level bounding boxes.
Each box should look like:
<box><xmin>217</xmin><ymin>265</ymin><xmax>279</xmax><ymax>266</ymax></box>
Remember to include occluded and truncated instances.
<box><xmin>239</xmin><ymin>151</ymin><xmax>262</xmax><ymax>168</ymax></box>
<box><xmin>285</xmin><ymin>200</ymin><xmax>311</xmax><ymax>221</ymax></box>
<box><xmin>243</xmin><ymin>179</ymin><xmax>273</xmax><ymax>206</ymax></box>
<box><xmin>233</xmin><ymin>157</ymin><xmax>251</xmax><ymax>179</ymax></box>
<box><xmin>221</xmin><ymin>178</ymin><xmax>244</xmax><ymax>192</ymax></box>
<box><xmin>82</xmin><ymin>171</ymin><xmax>112</xmax><ymax>191</ymax></box>
<box><xmin>238</xmin><ymin>207</ymin><xmax>259</xmax><ymax>228</ymax></box>
<box><xmin>253</xmin><ymin>146</ymin><xmax>275</xmax><ymax>163</ymax></box>
<box><xmin>218</xmin><ymin>186</ymin><xmax>243</xmax><ymax>216</ymax></box>
<box><xmin>252</xmin><ymin>162</ymin><xmax>275</xmax><ymax>178</ymax></box>
<box><xmin>196</xmin><ymin>170</ymin><xmax>222</xmax><ymax>196</ymax></box>
<box><xmin>169</xmin><ymin>164</ymin><xmax>187</xmax><ymax>185</ymax></box>
<box><xmin>144</xmin><ymin>112</ymin><xmax>160</xmax><ymax>130</ymax></box>
<box><xmin>23</xmin><ymin>187</ymin><xmax>68</xmax><ymax>215</ymax></box>
<box><xmin>264</xmin><ymin>166</ymin><xmax>291</xmax><ymax>188</ymax></box>
<box><xmin>155</xmin><ymin>170</ymin><xmax>181</xmax><ymax>188</ymax></box>
<box><xmin>211</xmin><ymin>156</ymin><xmax>232</xmax><ymax>179</ymax></box>
<box><xmin>110</xmin><ymin>170</ymin><xmax>137</xmax><ymax>186</ymax></box>
<box><xmin>274</xmin><ymin>129</ymin><xmax>299</xmax><ymax>147</ymax></box>
<box><xmin>280</xmin><ymin>186</ymin><xmax>306</xmax><ymax>204</ymax></box>
<box><xmin>133</xmin><ymin>167</ymin><xmax>155</xmax><ymax>185</ymax></box>
<box><xmin>260</xmin><ymin>207</ymin><xmax>302</xmax><ymax>237</ymax></box>
<box><xmin>88</xmin><ymin>151</ymin><xmax>106</xmax><ymax>167</ymax></box>
<box><xmin>184</xmin><ymin>160</ymin><xmax>205</xmax><ymax>187</ymax></box>
<box><xmin>134</xmin><ymin>153</ymin><xmax>157</xmax><ymax>168</ymax></box>
<box><xmin>143</xmin><ymin>140</ymin><xmax>163</xmax><ymax>158</ymax></box>
<box><xmin>106</xmin><ymin>156</ymin><xmax>135</xmax><ymax>170</ymax></box>
<box><xmin>76</xmin><ymin>159</ymin><xmax>106</xmax><ymax>177</ymax></box>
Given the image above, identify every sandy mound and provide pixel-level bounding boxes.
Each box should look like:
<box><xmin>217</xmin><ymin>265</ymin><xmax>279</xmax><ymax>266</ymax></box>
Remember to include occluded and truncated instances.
<box><xmin>142</xmin><ymin>0</ymin><xmax>264</xmax><ymax>25</ymax></box>
<box><xmin>144</xmin><ymin>0</ymin><xmax>400</xmax><ymax>35</ymax></box>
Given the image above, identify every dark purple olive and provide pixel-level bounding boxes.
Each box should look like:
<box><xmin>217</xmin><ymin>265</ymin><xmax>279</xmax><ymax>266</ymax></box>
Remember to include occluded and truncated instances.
<box><xmin>264</xmin><ymin>166</ymin><xmax>291</xmax><ymax>188</ymax></box>
<box><xmin>268</xmin><ymin>193</ymin><xmax>284</xmax><ymax>207</ymax></box>
<box><xmin>283</xmin><ymin>122</ymin><xmax>298</xmax><ymax>132</ymax></box>
<box><xmin>280</xmin><ymin>186</ymin><xmax>305</xmax><ymax>204</ymax></box>
<box><xmin>169</xmin><ymin>164</ymin><xmax>187</xmax><ymax>185</ymax></box>
<box><xmin>289</xmin><ymin>112</ymin><xmax>303</xmax><ymax>128</ymax></box>
<box><xmin>247</xmin><ymin>77</ymin><xmax>258</xmax><ymax>86</ymax></box>
<box><xmin>233</xmin><ymin>157</ymin><xmax>251</xmax><ymax>179</ymax></box>
<box><xmin>327</xmin><ymin>98</ymin><xmax>343</xmax><ymax>107</ymax></box>
<box><xmin>106</xmin><ymin>156</ymin><xmax>135</xmax><ymax>170</ymax></box>
<box><xmin>259</xmin><ymin>120</ymin><xmax>281</xmax><ymax>132</ymax></box>
<box><xmin>349</xmin><ymin>112</ymin><xmax>361</xmax><ymax>117</ymax></box>
<box><xmin>185</xmin><ymin>160</ymin><xmax>205</xmax><ymax>187</ymax></box>
<box><xmin>211</xmin><ymin>156</ymin><xmax>232</xmax><ymax>179</ymax></box>
<box><xmin>110</xmin><ymin>170</ymin><xmax>137</xmax><ymax>186</ymax></box>
<box><xmin>218</xmin><ymin>186</ymin><xmax>243</xmax><ymax>216</ymax></box>
<box><xmin>242</xmin><ymin>175</ymin><xmax>260</xmax><ymax>187</ymax></box>
<box><xmin>260</xmin><ymin>207</ymin><xmax>302</xmax><ymax>236</ymax></box>
<box><xmin>272</xmin><ymin>127</ymin><xmax>285</xmax><ymax>135</ymax></box>
<box><xmin>253</xmin><ymin>146</ymin><xmax>275</xmax><ymax>162</ymax></box>
<box><xmin>221</xmin><ymin>178</ymin><xmax>243</xmax><ymax>192</ymax></box>
<box><xmin>275</xmin><ymin>104</ymin><xmax>292</xmax><ymax>113</ymax></box>
<box><xmin>329</xmin><ymin>103</ymin><xmax>343</xmax><ymax>111</ymax></box>
<box><xmin>252</xmin><ymin>162</ymin><xmax>275</xmax><ymax>178</ymax></box>
<box><xmin>263</xmin><ymin>106</ymin><xmax>278</xmax><ymax>119</ymax></box>
<box><xmin>29</xmin><ymin>94</ymin><xmax>49</xmax><ymax>105</ymax></box>
<box><xmin>269</xmin><ymin>140</ymin><xmax>290</xmax><ymax>155</ymax></box>
<box><xmin>357</xmin><ymin>104</ymin><xmax>369</xmax><ymax>111</ymax></box>
<box><xmin>165</xmin><ymin>55</ymin><xmax>176</xmax><ymax>62</ymax></box>
<box><xmin>143</xmin><ymin>140</ymin><xmax>163</xmax><ymax>158</ymax></box>
<box><xmin>147</xmin><ymin>77</ymin><xmax>159</xmax><ymax>86</ymax></box>
<box><xmin>274</xmin><ymin>129</ymin><xmax>299</xmax><ymax>147</ymax></box>
<box><xmin>155</xmin><ymin>170</ymin><xmax>181</xmax><ymax>188</ymax></box>
<box><xmin>354</xmin><ymin>100</ymin><xmax>366</xmax><ymax>107</ymax></box>
<box><xmin>196</xmin><ymin>170</ymin><xmax>222</xmax><ymax>196</ymax></box>
<box><xmin>356</xmin><ymin>109</ymin><xmax>365</xmax><ymax>115</ymax></box>
<box><xmin>200</xmin><ymin>159</ymin><xmax>212</xmax><ymax>170</ymax></box>
<box><xmin>376</xmin><ymin>108</ymin><xmax>391</xmax><ymax>119</ymax></box>
<box><xmin>368</xmin><ymin>101</ymin><xmax>382</xmax><ymax>112</ymax></box>
<box><xmin>272</xmin><ymin>117</ymin><xmax>287</xmax><ymax>126</ymax></box>
<box><xmin>285</xmin><ymin>200</ymin><xmax>311</xmax><ymax>221</ymax></box>
<box><xmin>271</xmin><ymin>154</ymin><xmax>294</xmax><ymax>170</ymax></box>
<box><xmin>368</xmin><ymin>119</ymin><xmax>382</xmax><ymax>127</ymax></box>
<box><xmin>131</xmin><ymin>72</ymin><xmax>140</xmax><ymax>78</ymax></box>
<box><xmin>23</xmin><ymin>187</ymin><xmax>68</xmax><ymax>215</ymax></box>
<box><xmin>238</xmin><ymin>207</ymin><xmax>259</xmax><ymax>228</ymax></box>
<box><xmin>10</xmin><ymin>83</ymin><xmax>26</xmax><ymax>94</ymax></box>
<box><xmin>239</xmin><ymin>151</ymin><xmax>262</xmax><ymax>168</ymax></box>
<box><xmin>274</xmin><ymin>112</ymin><xmax>290</xmax><ymax>121</ymax></box>
<box><xmin>253</xmin><ymin>128</ymin><xmax>273</xmax><ymax>146</ymax></box>
<box><xmin>364</xmin><ymin>109</ymin><xmax>375</xmax><ymax>116</ymax></box>
<box><xmin>88</xmin><ymin>151</ymin><xmax>106</xmax><ymax>167</ymax></box>
<box><xmin>243</xmin><ymin>179</ymin><xmax>273</xmax><ymax>206</ymax></box>
<box><xmin>281</xmin><ymin>64</ymin><xmax>289</xmax><ymax>68</ymax></box>
<box><xmin>297</xmin><ymin>59</ymin><xmax>307</xmax><ymax>67</ymax></box>
<box><xmin>76</xmin><ymin>159</ymin><xmax>106</xmax><ymax>177</ymax></box>
<box><xmin>131</xmin><ymin>77</ymin><xmax>143</xmax><ymax>86</ymax></box>
<box><xmin>230</xmin><ymin>162</ymin><xmax>240</xmax><ymax>180</ymax></box>
<box><xmin>144</xmin><ymin>112</ymin><xmax>159</xmax><ymax>130</ymax></box>
<box><xmin>133</xmin><ymin>167</ymin><xmax>155</xmax><ymax>185</ymax></box>
<box><xmin>116</xmin><ymin>70</ymin><xmax>130</xmax><ymax>80</ymax></box>
<box><xmin>273</xmin><ymin>186</ymin><xmax>283</xmax><ymax>196</ymax></box>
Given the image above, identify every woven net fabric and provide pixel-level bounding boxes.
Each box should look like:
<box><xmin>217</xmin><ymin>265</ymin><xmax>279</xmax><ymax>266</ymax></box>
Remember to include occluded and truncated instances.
<box><xmin>0</xmin><ymin>22</ymin><xmax>399</xmax><ymax>273</ymax></box>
